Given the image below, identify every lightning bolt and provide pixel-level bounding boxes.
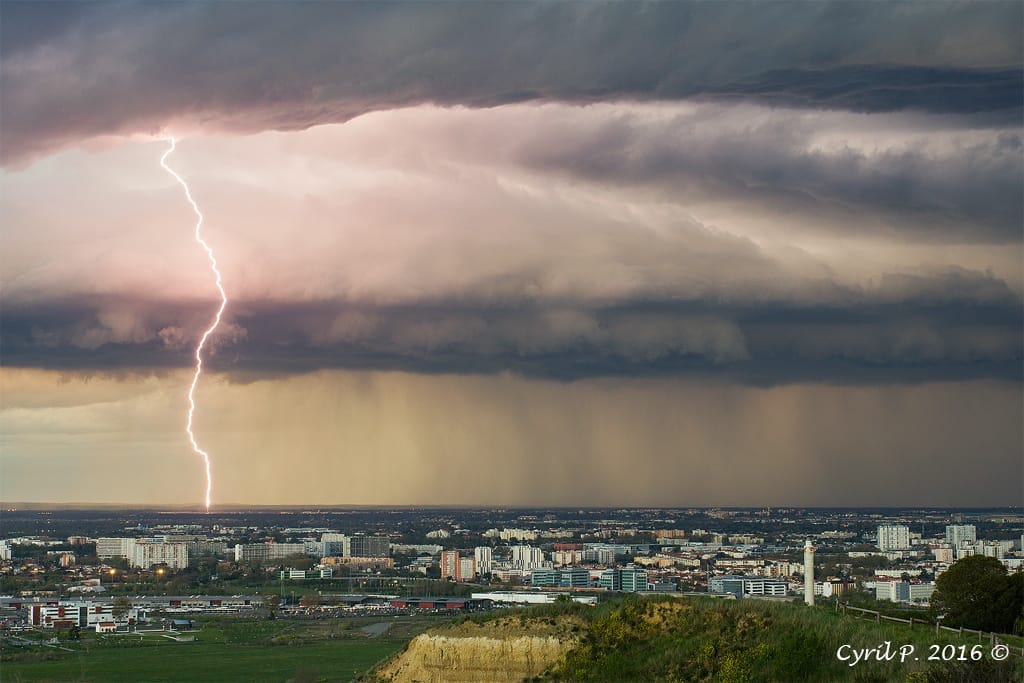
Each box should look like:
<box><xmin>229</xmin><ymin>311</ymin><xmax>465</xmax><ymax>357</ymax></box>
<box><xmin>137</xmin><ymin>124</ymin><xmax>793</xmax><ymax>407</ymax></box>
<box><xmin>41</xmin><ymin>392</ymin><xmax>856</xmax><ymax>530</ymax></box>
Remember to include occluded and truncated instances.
<box><xmin>159</xmin><ymin>137</ymin><xmax>225</xmax><ymax>510</ymax></box>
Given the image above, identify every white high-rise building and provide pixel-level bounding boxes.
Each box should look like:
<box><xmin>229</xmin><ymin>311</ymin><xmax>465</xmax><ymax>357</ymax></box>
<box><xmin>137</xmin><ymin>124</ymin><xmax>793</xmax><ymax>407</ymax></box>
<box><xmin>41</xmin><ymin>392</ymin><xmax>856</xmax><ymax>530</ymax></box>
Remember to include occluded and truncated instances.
<box><xmin>130</xmin><ymin>540</ymin><xmax>188</xmax><ymax>570</ymax></box>
<box><xmin>96</xmin><ymin>537</ymin><xmax>136</xmax><ymax>560</ymax></box>
<box><xmin>511</xmin><ymin>545</ymin><xmax>544</xmax><ymax>570</ymax></box>
<box><xmin>459</xmin><ymin>556</ymin><xmax>476</xmax><ymax>580</ymax></box>
<box><xmin>0</xmin><ymin>540</ymin><xmax>12</xmax><ymax>560</ymax></box>
<box><xmin>945</xmin><ymin>525</ymin><xmax>977</xmax><ymax>548</ymax></box>
<box><xmin>474</xmin><ymin>547</ymin><xmax>493</xmax><ymax>575</ymax></box>
<box><xmin>877</xmin><ymin>525</ymin><xmax>911</xmax><ymax>551</ymax></box>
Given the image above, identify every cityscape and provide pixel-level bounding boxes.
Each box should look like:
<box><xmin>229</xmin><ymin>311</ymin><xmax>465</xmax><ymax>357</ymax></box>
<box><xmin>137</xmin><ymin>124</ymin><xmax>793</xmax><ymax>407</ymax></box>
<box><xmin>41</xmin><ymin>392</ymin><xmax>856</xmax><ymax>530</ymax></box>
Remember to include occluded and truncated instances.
<box><xmin>8</xmin><ymin>505</ymin><xmax>1024</xmax><ymax>610</ymax></box>
<box><xmin>3</xmin><ymin>506</ymin><xmax>1021</xmax><ymax>619</ymax></box>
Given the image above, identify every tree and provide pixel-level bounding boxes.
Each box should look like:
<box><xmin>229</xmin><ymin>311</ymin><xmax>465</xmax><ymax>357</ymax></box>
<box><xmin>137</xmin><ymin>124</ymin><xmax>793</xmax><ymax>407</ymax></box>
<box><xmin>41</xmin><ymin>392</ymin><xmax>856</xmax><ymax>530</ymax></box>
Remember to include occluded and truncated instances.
<box><xmin>1000</xmin><ymin>570</ymin><xmax>1024</xmax><ymax>635</ymax></box>
<box><xmin>930</xmin><ymin>556</ymin><xmax>1022</xmax><ymax>634</ymax></box>
<box><xmin>112</xmin><ymin>596</ymin><xmax>132</xmax><ymax>622</ymax></box>
<box><xmin>263</xmin><ymin>593</ymin><xmax>281</xmax><ymax>619</ymax></box>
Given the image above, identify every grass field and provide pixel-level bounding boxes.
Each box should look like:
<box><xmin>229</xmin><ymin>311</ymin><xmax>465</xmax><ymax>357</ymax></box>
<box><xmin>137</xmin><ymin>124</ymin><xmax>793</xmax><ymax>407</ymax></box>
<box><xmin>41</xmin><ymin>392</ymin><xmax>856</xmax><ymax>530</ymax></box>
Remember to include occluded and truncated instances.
<box><xmin>1</xmin><ymin>616</ymin><xmax>436</xmax><ymax>683</ymax></box>
<box><xmin>1</xmin><ymin>640</ymin><xmax>403</xmax><ymax>683</ymax></box>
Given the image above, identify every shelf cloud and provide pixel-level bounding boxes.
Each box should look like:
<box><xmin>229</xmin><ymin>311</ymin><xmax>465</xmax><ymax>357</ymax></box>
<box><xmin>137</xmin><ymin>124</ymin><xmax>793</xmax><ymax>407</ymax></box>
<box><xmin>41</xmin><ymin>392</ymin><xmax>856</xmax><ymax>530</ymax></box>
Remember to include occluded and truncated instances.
<box><xmin>2</xmin><ymin>2</ymin><xmax>1021</xmax><ymax>164</ymax></box>
<box><xmin>1</xmin><ymin>1</ymin><xmax>1020</xmax><ymax>505</ymax></box>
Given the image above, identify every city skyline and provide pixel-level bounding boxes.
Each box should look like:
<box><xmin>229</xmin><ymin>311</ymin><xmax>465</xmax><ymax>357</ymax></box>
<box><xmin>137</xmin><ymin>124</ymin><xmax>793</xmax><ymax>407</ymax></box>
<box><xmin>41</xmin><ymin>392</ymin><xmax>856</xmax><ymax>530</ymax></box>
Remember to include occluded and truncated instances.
<box><xmin>1</xmin><ymin>2</ymin><xmax>1022</xmax><ymax>506</ymax></box>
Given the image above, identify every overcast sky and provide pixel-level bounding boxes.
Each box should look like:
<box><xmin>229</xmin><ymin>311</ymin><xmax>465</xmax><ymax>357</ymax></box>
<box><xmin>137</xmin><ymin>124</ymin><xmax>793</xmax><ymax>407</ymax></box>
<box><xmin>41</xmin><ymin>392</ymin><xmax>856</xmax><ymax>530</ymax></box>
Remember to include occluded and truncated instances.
<box><xmin>1</xmin><ymin>1</ymin><xmax>1021</xmax><ymax>507</ymax></box>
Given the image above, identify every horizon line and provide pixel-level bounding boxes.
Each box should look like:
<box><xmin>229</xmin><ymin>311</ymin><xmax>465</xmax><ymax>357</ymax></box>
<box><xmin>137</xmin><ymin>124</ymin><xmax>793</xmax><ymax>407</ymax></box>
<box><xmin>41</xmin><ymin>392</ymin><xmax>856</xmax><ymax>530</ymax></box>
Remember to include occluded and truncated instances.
<box><xmin>2</xmin><ymin>502</ymin><xmax>1021</xmax><ymax>512</ymax></box>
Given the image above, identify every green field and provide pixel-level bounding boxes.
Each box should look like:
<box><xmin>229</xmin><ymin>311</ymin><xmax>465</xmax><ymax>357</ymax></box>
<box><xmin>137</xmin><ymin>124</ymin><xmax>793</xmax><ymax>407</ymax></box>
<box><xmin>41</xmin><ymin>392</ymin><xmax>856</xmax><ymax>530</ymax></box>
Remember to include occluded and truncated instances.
<box><xmin>1</xmin><ymin>617</ymin><xmax>434</xmax><ymax>683</ymax></box>
<box><xmin>1</xmin><ymin>640</ymin><xmax>402</xmax><ymax>683</ymax></box>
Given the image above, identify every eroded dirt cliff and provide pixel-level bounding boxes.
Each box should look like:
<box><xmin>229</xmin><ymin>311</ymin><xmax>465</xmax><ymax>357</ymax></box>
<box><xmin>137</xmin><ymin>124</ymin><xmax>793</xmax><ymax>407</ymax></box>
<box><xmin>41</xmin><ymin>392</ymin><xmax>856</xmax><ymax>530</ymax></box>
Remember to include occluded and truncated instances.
<box><xmin>375</xmin><ymin>614</ymin><xmax>584</xmax><ymax>682</ymax></box>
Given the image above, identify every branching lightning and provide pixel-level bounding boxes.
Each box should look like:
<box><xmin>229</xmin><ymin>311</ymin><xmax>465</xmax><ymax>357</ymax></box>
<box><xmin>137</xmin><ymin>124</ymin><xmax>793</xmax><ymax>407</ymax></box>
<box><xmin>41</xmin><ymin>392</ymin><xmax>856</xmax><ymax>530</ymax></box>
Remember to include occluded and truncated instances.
<box><xmin>159</xmin><ymin>137</ymin><xmax>225</xmax><ymax>510</ymax></box>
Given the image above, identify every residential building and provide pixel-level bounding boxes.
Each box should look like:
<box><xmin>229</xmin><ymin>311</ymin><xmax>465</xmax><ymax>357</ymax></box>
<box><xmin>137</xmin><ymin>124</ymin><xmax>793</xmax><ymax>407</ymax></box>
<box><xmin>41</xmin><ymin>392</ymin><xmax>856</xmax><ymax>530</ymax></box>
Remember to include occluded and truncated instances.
<box><xmin>188</xmin><ymin>540</ymin><xmax>228</xmax><ymax>557</ymax></box>
<box><xmin>875</xmin><ymin>581</ymin><xmax>935</xmax><ymax>604</ymax></box>
<box><xmin>877</xmin><ymin>525</ymin><xmax>911</xmax><ymax>551</ymax></box>
<box><xmin>511</xmin><ymin>545</ymin><xmax>544</xmax><ymax>571</ymax></box>
<box><xmin>440</xmin><ymin>550</ymin><xmax>460</xmax><ymax>580</ymax></box>
<box><xmin>349</xmin><ymin>535</ymin><xmax>389</xmax><ymax>558</ymax></box>
<box><xmin>583</xmin><ymin>543</ymin><xmax>630</xmax><ymax>564</ymax></box>
<box><xmin>130</xmin><ymin>539</ymin><xmax>188</xmax><ymax>570</ymax></box>
<box><xmin>945</xmin><ymin>525</ymin><xmax>977</xmax><ymax>548</ymax></box>
<box><xmin>460</xmin><ymin>556</ymin><xmax>476</xmax><ymax>580</ymax></box>
<box><xmin>474</xmin><ymin>547</ymin><xmax>493</xmax><ymax>575</ymax></box>
<box><xmin>96</xmin><ymin>537</ymin><xmax>136</xmax><ymax>560</ymax></box>
<box><xmin>439</xmin><ymin>550</ymin><xmax>477</xmax><ymax>581</ymax></box>
<box><xmin>552</xmin><ymin>549</ymin><xmax>585</xmax><ymax>566</ymax></box>
<box><xmin>233</xmin><ymin>542</ymin><xmax>307</xmax><ymax>562</ymax></box>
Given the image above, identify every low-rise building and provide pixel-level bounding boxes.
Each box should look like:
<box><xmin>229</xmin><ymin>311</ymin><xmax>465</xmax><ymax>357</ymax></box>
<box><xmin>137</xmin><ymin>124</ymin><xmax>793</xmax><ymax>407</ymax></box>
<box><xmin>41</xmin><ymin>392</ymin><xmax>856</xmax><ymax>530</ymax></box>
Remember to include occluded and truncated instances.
<box><xmin>710</xmin><ymin>574</ymin><xmax>788</xmax><ymax>598</ymax></box>
<box><xmin>874</xmin><ymin>580</ymin><xmax>935</xmax><ymax>604</ymax></box>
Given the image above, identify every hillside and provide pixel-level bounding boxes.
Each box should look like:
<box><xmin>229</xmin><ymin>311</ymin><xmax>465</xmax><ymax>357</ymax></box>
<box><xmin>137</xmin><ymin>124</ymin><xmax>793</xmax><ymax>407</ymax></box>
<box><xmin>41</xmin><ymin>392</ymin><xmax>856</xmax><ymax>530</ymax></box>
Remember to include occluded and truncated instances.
<box><xmin>373</xmin><ymin>596</ymin><xmax>1021</xmax><ymax>683</ymax></box>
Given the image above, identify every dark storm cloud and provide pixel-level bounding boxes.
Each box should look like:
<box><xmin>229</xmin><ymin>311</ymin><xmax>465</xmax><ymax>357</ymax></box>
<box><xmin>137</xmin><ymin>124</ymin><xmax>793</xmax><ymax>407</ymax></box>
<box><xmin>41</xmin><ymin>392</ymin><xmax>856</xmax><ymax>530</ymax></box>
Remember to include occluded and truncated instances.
<box><xmin>2</xmin><ymin>1</ymin><xmax>1021</xmax><ymax>164</ymax></box>
<box><xmin>479</xmin><ymin>105</ymin><xmax>1024</xmax><ymax>243</ymax></box>
<box><xmin>4</xmin><ymin>266</ymin><xmax>1020</xmax><ymax>384</ymax></box>
<box><xmin>719</xmin><ymin>66</ymin><xmax>1023</xmax><ymax>115</ymax></box>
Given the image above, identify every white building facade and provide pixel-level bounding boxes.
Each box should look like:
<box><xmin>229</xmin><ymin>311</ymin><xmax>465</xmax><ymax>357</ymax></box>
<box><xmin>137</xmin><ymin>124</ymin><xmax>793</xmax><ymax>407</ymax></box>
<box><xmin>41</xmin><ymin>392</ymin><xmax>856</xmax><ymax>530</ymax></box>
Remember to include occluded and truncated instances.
<box><xmin>130</xmin><ymin>540</ymin><xmax>188</xmax><ymax>569</ymax></box>
<box><xmin>511</xmin><ymin>545</ymin><xmax>545</xmax><ymax>570</ymax></box>
<box><xmin>877</xmin><ymin>525</ymin><xmax>911</xmax><ymax>551</ymax></box>
<box><xmin>945</xmin><ymin>525</ymin><xmax>977</xmax><ymax>548</ymax></box>
<box><xmin>474</xmin><ymin>547</ymin><xmax>493</xmax><ymax>575</ymax></box>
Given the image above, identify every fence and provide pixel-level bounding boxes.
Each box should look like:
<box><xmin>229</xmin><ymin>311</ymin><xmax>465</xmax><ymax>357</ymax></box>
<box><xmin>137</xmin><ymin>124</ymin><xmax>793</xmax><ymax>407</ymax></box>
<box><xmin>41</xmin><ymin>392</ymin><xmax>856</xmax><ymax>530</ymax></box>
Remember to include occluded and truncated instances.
<box><xmin>838</xmin><ymin>603</ymin><xmax>1024</xmax><ymax>659</ymax></box>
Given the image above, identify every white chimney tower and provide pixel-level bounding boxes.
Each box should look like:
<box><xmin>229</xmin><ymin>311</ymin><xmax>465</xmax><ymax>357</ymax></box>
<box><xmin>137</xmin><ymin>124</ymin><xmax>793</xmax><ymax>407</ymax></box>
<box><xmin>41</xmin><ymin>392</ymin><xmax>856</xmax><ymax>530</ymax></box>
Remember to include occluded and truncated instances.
<box><xmin>804</xmin><ymin>539</ymin><xmax>816</xmax><ymax>606</ymax></box>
